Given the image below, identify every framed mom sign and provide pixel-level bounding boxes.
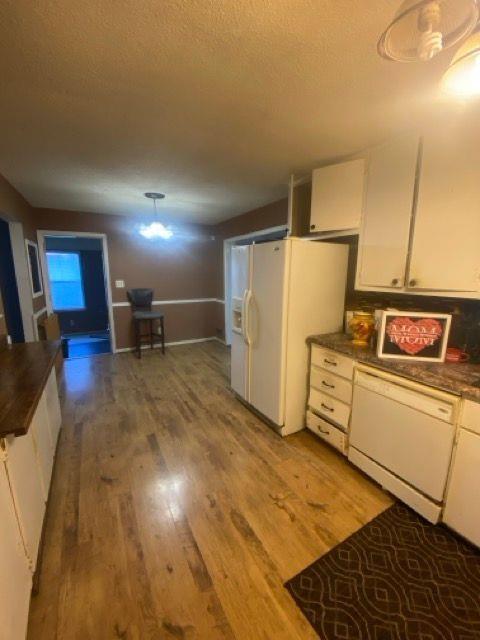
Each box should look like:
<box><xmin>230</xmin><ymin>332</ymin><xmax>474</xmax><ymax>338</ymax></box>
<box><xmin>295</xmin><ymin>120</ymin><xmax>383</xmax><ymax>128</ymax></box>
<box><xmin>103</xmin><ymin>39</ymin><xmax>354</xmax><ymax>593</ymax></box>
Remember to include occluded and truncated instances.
<box><xmin>377</xmin><ymin>311</ymin><xmax>451</xmax><ymax>362</ymax></box>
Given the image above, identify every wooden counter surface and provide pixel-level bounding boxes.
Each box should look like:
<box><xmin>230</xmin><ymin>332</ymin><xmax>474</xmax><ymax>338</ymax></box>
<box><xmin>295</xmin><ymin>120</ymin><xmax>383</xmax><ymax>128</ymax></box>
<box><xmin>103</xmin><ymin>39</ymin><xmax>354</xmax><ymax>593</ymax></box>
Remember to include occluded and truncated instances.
<box><xmin>0</xmin><ymin>340</ymin><xmax>61</xmax><ymax>438</ymax></box>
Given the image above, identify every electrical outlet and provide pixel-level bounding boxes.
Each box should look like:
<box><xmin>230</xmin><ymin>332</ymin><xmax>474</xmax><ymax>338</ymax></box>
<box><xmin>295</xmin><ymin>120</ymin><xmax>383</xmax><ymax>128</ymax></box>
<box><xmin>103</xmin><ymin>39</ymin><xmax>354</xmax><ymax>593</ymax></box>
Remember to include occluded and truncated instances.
<box><xmin>115</xmin><ymin>280</ymin><xmax>125</xmax><ymax>289</ymax></box>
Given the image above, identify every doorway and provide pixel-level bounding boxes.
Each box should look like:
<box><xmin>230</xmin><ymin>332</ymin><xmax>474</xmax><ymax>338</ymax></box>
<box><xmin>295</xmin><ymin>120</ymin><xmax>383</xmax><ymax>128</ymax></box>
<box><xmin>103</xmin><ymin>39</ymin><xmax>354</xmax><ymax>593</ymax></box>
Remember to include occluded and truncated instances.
<box><xmin>223</xmin><ymin>225</ymin><xmax>288</xmax><ymax>345</ymax></box>
<box><xmin>0</xmin><ymin>218</ymin><xmax>25</xmax><ymax>343</ymax></box>
<box><xmin>38</xmin><ymin>232</ymin><xmax>116</xmax><ymax>358</ymax></box>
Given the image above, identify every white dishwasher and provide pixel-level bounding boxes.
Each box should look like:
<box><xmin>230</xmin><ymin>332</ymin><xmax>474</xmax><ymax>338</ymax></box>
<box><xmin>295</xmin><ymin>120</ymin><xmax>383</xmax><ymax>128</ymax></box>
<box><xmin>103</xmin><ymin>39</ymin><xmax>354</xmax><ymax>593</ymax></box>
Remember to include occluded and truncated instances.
<box><xmin>349</xmin><ymin>366</ymin><xmax>459</xmax><ymax>523</ymax></box>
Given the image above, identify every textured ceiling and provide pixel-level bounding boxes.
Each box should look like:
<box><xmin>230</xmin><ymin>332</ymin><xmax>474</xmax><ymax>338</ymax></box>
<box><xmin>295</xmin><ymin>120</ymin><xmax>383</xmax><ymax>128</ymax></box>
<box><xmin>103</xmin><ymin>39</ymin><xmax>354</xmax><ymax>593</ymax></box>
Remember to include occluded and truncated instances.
<box><xmin>0</xmin><ymin>1</ymin><xmax>453</xmax><ymax>223</ymax></box>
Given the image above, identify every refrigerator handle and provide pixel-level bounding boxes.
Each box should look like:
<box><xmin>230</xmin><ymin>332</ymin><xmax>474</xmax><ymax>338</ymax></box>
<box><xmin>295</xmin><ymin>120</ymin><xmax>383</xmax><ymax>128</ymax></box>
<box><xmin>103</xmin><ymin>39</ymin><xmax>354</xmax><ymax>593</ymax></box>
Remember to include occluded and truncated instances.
<box><xmin>241</xmin><ymin>289</ymin><xmax>249</xmax><ymax>344</ymax></box>
<box><xmin>244</xmin><ymin>290</ymin><xmax>253</xmax><ymax>346</ymax></box>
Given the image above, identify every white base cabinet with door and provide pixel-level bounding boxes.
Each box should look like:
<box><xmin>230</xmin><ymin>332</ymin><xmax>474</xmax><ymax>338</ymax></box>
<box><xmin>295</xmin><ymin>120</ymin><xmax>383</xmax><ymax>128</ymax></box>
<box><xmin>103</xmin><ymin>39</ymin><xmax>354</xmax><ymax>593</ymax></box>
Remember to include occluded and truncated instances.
<box><xmin>443</xmin><ymin>400</ymin><xmax>480</xmax><ymax>547</ymax></box>
<box><xmin>0</xmin><ymin>461</ymin><xmax>32</xmax><ymax>640</ymax></box>
<box><xmin>0</xmin><ymin>366</ymin><xmax>62</xmax><ymax>639</ymax></box>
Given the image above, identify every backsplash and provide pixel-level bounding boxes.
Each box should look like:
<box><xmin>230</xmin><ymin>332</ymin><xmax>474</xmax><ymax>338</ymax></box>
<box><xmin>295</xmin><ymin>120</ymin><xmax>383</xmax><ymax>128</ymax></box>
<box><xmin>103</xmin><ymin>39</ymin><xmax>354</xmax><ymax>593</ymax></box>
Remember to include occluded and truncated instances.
<box><xmin>343</xmin><ymin>238</ymin><xmax>480</xmax><ymax>361</ymax></box>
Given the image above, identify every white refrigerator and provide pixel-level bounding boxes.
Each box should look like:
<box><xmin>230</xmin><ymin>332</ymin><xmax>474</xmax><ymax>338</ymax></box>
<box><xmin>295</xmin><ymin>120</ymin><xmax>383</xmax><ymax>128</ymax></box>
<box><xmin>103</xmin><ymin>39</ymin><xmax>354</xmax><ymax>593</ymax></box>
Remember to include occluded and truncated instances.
<box><xmin>230</xmin><ymin>238</ymin><xmax>348</xmax><ymax>436</ymax></box>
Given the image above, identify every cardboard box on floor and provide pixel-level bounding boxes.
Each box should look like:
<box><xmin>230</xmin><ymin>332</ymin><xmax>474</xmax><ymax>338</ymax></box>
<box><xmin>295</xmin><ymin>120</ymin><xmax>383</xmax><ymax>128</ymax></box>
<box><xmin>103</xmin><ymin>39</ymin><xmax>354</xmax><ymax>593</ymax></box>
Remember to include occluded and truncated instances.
<box><xmin>38</xmin><ymin>313</ymin><xmax>61</xmax><ymax>340</ymax></box>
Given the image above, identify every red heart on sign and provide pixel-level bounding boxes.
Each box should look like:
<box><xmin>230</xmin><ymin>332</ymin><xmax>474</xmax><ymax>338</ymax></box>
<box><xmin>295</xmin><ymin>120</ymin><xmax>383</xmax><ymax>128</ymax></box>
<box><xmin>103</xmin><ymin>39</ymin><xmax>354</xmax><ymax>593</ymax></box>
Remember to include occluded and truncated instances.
<box><xmin>386</xmin><ymin>317</ymin><xmax>443</xmax><ymax>356</ymax></box>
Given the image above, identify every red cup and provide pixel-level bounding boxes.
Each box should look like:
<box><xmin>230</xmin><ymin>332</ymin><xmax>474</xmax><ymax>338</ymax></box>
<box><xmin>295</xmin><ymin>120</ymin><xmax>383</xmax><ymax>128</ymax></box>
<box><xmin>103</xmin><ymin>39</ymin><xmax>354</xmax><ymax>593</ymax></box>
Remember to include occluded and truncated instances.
<box><xmin>445</xmin><ymin>347</ymin><xmax>469</xmax><ymax>363</ymax></box>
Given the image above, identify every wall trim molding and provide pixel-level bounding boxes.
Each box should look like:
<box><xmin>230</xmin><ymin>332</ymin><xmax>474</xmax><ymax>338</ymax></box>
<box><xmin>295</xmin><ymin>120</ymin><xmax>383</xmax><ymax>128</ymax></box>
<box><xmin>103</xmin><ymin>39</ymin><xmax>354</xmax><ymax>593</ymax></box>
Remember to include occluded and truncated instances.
<box><xmin>115</xmin><ymin>336</ymin><xmax>221</xmax><ymax>353</ymax></box>
<box><xmin>112</xmin><ymin>298</ymin><xmax>224</xmax><ymax>308</ymax></box>
<box><xmin>32</xmin><ymin>306</ymin><xmax>48</xmax><ymax>320</ymax></box>
<box><xmin>32</xmin><ymin>306</ymin><xmax>48</xmax><ymax>341</ymax></box>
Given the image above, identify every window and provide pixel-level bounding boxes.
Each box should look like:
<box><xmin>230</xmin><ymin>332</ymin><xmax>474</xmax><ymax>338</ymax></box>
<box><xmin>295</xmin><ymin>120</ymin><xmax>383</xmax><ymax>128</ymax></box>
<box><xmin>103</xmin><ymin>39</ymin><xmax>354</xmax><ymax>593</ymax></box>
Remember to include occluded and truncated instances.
<box><xmin>46</xmin><ymin>252</ymin><xmax>85</xmax><ymax>311</ymax></box>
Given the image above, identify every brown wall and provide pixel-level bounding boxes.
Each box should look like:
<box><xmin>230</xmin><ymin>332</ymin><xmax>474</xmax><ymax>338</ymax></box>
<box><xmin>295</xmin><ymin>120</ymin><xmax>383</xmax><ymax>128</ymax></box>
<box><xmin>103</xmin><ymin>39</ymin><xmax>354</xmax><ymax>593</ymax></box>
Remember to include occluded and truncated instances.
<box><xmin>34</xmin><ymin>208</ymin><xmax>222</xmax><ymax>349</ymax></box>
<box><xmin>0</xmin><ymin>168</ymin><xmax>287</xmax><ymax>349</ymax></box>
<box><xmin>0</xmin><ymin>173</ymin><xmax>46</xmax><ymax>319</ymax></box>
<box><xmin>215</xmin><ymin>198</ymin><xmax>288</xmax><ymax>239</ymax></box>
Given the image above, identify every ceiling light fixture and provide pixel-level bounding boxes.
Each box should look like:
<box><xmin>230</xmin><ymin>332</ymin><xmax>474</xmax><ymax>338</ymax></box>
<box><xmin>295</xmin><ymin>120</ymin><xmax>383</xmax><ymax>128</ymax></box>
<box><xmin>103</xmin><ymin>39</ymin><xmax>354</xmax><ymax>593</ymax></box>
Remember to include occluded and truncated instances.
<box><xmin>139</xmin><ymin>192</ymin><xmax>173</xmax><ymax>240</ymax></box>
<box><xmin>378</xmin><ymin>0</ymin><xmax>479</xmax><ymax>62</ymax></box>
<box><xmin>441</xmin><ymin>29</ymin><xmax>480</xmax><ymax>97</ymax></box>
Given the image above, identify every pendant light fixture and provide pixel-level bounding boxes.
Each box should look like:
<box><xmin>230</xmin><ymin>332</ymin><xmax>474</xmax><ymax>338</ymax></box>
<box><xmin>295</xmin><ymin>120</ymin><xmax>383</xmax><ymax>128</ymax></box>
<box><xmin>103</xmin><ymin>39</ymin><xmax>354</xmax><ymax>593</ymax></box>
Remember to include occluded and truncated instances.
<box><xmin>378</xmin><ymin>0</ymin><xmax>479</xmax><ymax>62</ymax></box>
<box><xmin>441</xmin><ymin>29</ymin><xmax>480</xmax><ymax>97</ymax></box>
<box><xmin>139</xmin><ymin>192</ymin><xmax>173</xmax><ymax>239</ymax></box>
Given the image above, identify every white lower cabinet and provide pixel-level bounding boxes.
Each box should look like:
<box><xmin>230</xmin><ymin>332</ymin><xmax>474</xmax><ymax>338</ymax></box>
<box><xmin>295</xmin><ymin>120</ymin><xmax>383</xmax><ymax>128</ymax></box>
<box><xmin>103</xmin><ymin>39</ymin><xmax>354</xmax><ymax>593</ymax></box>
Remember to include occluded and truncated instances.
<box><xmin>0</xmin><ymin>365</ymin><xmax>62</xmax><ymax>639</ymax></box>
<box><xmin>443</xmin><ymin>428</ymin><xmax>480</xmax><ymax>547</ymax></box>
<box><xmin>306</xmin><ymin>411</ymin><xmax>347</xmax><ymax>454</ymax></box>
<box><xmin>0</xmin><ymin>461</ymin><xmax>32</xmax><ymax>640</ymax></box>
<box><xmin>45</xmin><ymin>368</ymin><xmax>62</xmax><ymax>448</ymax></box>
<box><xmin>4</xmin><ymin>430</ymin><xmax>46</xmax><ymax>571</ymax></box>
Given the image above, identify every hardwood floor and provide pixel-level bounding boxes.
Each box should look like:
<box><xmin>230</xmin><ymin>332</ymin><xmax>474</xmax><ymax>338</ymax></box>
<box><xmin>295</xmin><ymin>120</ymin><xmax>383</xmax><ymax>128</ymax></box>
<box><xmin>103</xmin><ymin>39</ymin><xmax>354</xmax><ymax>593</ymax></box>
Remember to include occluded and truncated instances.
<box><xmin>27</xmin><ymin>341</ymin><xmax>392</xmax><ymax>640</ymax></box>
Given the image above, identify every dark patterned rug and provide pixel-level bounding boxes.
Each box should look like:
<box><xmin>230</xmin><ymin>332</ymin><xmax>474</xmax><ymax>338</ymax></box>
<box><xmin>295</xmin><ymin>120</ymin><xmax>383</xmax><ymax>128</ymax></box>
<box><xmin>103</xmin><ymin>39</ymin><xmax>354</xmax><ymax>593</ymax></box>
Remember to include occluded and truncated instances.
<box><xmin>285</xmin><ymin>503</ymin><xmax>480</xmax><ymax>640</ymax></box>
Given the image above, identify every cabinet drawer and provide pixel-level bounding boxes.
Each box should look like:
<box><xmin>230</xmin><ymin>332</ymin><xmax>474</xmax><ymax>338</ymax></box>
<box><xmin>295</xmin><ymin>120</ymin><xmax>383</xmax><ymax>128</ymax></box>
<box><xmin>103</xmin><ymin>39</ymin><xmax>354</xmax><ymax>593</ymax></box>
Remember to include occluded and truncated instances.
<box><xmin>306</xmin><ymin>411</ymin><xmax>347</xmax><ymax>454</ymax></box>
<box><xmin>460</xmin><ymin>400</ymin><xmax>480</xmax><ymax>435</ymax></box>
<box><xmin>310</xmin><ymin>366</ymin><xmax>352</xmax><ymax>405</ymax></box>
<box><xmin>311</xmin><ymin>346</ymin><xmax>354</xmax><ymax>381</ymax></box>
<box><xmin>308</xmin><ymin>388</ymin><xmax>350</xmax><ymax>430</ymax></box>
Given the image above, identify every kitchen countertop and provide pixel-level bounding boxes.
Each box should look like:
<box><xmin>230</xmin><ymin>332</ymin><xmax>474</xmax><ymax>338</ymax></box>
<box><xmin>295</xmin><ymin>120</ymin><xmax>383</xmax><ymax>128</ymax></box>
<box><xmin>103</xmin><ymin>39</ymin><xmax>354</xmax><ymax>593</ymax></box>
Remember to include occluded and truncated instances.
<box><xmin>308</xmin><ymin>333</ymin><xmax>480</xmax><ymax>402</ymax></box>
<box><xmin>0</xmin><ymin>340</ymin><xmax>61</xmax><ymax>438</ymax></box>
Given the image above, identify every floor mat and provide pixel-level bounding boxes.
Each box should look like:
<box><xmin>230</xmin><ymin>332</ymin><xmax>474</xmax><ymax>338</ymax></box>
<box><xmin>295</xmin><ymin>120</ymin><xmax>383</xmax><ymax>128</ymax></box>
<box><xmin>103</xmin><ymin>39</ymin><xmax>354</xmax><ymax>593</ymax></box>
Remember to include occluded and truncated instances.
<box><xmin>285</xmin><ymin>503</ymin><xmax>480</xmax><ymax>640</ymax></box>
<box><xmin>64</xmin><ymin>332</ymin><xmax>111</xmax><ymax>358</ymax></box>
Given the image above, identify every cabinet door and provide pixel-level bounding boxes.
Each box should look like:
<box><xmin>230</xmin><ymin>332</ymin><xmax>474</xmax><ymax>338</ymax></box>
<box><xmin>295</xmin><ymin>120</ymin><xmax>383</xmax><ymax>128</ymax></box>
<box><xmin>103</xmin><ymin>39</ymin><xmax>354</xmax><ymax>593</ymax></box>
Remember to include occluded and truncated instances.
<box><xmin>0</xmin><ymin>460</ymin><xmax>32</xmax><ymax>640</ymax></box>
<box><xmin>443</xmin><ymin>428</ymin><xmax>480</xmax><ymax>547</ymax></box>
<box><xmin>310</xmin><ymin>159</ymin><xmax>365</xmax><ymax>232</ymax></box>
<box><xmin>357</xmin><ymin>136</ymin><xmax>419</xmax><ymax>288</ymax></box>
<box><xmin>45</xmin><ymin>367</ymin><xmax>62</xmax><ymax>447</ymax></box>
<box><xmin>31</xmin><ymin>393</ymin><xmax>54</xmax><ymax>500</ymax></box>
<box><xmin>5</xmin><ymin>431</ymin><xmax>46</xmax><ymax>570</ymax></box>
<box><xmin>408</xmin><ymin>122</ymin><xmax>480</xmax><ymax>293</ymax></box>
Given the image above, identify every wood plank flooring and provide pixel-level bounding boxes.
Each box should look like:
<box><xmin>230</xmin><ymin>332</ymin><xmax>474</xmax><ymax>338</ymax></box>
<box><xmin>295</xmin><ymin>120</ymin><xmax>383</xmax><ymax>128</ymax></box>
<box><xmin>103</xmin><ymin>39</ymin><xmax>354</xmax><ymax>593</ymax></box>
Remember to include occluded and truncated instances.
<box><xmin>27</xmin><ymin>341</ymin><xmax>392</xmax><ymax>640</ymax></box>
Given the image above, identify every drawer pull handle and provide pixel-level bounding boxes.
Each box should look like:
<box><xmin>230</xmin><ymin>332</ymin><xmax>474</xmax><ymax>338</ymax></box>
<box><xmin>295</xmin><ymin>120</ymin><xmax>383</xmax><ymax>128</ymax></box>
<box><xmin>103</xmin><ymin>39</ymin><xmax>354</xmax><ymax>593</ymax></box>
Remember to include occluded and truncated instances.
<box><xmin>321</xmin><ymin>380</ymin><xmax>335</xmax><ymax>389</ymax></box>
<box><xmin>323</xmin><ymin>359</ymin><xmax>337</xmax><ymax>366</ymax></box>
<box><xmin>321</xmin><ymin>402</ymin><xmax>334</xmax><ymax>413</ymax></box>
<box><xmin>319</xmin><ymin>427</ymin><xmax>330</xmax><ymax>435</ymax></box>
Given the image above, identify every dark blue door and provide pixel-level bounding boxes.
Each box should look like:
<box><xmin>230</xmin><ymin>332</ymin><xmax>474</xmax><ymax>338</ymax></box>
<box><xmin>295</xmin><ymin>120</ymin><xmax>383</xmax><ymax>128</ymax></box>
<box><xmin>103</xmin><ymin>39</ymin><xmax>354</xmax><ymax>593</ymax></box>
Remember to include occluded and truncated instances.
<box><xmin>0</xmin><ymin>218</ymin><xmax>25</xmax><ymax>343</ymax></box>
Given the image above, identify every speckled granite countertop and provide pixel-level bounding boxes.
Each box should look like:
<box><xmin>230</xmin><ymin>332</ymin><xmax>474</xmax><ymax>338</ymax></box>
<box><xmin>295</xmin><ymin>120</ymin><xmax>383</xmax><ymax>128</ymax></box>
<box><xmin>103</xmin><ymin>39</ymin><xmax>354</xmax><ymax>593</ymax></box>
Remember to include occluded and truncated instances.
<box><xmin>308</xmin><ymin>333</ymin><xmax>480</xmax><ymax>403</ymax></box>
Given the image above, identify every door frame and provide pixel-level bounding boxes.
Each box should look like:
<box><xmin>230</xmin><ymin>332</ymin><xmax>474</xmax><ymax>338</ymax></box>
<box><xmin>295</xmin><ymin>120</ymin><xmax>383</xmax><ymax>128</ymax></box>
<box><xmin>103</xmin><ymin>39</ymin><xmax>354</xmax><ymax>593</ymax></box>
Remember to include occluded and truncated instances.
<box><xmin>37</xmin><ymin>230</ymin><xmax>116</xmax><ymax>353</ymax></box>
<box><xmin>223</xmin><ymin>225</ymin><xmax>287</xmax><ymax>346</ymax></box>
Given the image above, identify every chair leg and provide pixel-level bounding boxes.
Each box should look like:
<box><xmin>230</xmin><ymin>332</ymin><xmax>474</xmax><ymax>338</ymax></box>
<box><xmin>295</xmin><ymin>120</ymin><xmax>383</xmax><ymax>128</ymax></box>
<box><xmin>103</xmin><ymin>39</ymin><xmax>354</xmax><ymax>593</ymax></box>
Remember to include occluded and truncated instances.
<box><xmin>150</xmin><ymin>319</ymin><xmax>154</xmax><ymax>350</ymax></box>
<box><xmin>161</xmin><ymin>317</ymin><xmax>165</xmax><ymax>354</ymax></box>
<box><xmin>135</xmin><ymin>320</ymin><xmax>141</xmax><ymax>359</ymax></box>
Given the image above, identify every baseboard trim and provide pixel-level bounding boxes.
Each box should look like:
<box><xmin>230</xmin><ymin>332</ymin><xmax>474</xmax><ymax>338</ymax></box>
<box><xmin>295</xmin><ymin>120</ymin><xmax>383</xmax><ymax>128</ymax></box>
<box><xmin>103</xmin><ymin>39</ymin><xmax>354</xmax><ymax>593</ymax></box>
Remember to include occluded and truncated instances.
<box><xmin>115</xmin><ymin>336</ymin><xmax>219</xmax><ymax>353</ymax></box>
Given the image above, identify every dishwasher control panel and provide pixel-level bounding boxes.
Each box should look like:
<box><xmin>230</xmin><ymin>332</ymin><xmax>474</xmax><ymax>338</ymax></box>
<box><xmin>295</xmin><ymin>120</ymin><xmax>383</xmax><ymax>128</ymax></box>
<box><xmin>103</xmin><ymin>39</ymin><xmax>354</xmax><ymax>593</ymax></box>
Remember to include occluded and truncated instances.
<box><xmin>355</xmin><ymin>370</ymin><xmax>456</xmax><ymax>424</ymax></box>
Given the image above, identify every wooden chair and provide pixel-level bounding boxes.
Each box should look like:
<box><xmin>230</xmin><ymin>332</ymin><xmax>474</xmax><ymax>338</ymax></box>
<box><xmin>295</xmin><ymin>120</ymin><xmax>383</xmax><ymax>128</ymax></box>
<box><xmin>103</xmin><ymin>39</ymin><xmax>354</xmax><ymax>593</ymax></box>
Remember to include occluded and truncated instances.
<box><xmin>127</xmin><ymin>289</ymin><xmax>165</xmax><ymax>358</ymax></box>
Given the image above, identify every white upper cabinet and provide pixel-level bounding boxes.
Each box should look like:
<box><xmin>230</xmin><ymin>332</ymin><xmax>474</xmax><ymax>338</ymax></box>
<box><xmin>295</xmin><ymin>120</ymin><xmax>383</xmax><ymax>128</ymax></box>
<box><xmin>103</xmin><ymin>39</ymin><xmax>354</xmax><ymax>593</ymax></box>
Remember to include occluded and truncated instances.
<box><xmin>310</xmin><ymin>159</ymin><xmax>366</xmax><ymax>233</ymax></box>
<box><xmin>408</xmin><ymin>120</ymin><xmax>480</xmax><ymax>294</ymax></box>
<box><xmin>357</xmin><ymin>136</ymin><xmax>419</xmax><ymax>289</ymax></box>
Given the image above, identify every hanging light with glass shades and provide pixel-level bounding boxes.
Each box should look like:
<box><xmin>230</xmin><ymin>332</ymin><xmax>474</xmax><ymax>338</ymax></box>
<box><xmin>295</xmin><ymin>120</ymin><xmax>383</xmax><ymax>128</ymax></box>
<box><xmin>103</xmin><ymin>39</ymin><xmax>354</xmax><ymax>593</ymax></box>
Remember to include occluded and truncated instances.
<box><xmin>139</xmin><ymin>192</ymin><xmax>173</xmax><ymax>240</ymax></box>
<box><xmin>378</xmin><ymin>0</ymin><xmax>479</xmax><ymax>62</ymax></box>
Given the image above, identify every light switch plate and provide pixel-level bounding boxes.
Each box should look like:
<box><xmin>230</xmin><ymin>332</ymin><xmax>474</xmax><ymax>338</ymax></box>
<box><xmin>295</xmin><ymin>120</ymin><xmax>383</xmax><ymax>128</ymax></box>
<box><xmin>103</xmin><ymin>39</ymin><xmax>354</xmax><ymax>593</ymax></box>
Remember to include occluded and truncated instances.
<box><xmin>115</xmin><ymin>280</ymin><xmax>125</xmax><ymax>288</ymax></box>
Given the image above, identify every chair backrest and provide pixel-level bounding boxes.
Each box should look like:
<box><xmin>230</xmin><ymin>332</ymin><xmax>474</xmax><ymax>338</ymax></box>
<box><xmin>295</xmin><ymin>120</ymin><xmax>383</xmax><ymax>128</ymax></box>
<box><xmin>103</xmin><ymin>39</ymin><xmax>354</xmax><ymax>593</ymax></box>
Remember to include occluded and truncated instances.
<box><xmin>127</xmin><ymin>288</ymin><xmax>153</xmax><ymax>311</ymax></box>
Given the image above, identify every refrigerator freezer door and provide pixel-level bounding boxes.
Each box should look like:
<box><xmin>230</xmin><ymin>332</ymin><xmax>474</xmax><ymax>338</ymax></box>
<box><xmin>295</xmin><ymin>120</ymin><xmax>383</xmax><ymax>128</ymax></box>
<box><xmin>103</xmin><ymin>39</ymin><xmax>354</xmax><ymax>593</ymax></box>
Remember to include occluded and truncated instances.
<box><xmin>231</xmin><ymin>330</ymin><xmax>248</xmax><ymax>399</ymax></box>
<box><xmin>230</xmin><ymin>246</ymin><xmax>251</xmax><ymax>400</ymax></box>
<box><xmin>249</xmin><ymin>241</ymin><xmax>288</xmax><ymax>425</ymax></box>
<box><xmin>231</xmin><ymin>246</ymin><xmax>250</xmax><ymax>299</ymax></box>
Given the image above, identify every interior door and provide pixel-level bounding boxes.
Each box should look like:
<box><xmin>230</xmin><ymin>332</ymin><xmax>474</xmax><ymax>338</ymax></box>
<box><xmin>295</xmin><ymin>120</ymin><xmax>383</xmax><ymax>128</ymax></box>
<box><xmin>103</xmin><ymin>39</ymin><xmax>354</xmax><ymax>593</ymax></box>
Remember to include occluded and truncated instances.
<box><xmin>0</xmin><ymin>461</ymin><xmax>32</xmax><ymax>640</ymax></box>
<box><xmin>357</xmin><ymin>136</ymin><xmax>418</xmax><ymax>288</ymax></box>
<box><xmin>249</xmin><ymin>241</ymin><xmax>288</xmax><ymax>425</ymax></box>
<box><xmin>408</xmin><ymin>118</ymin><xmax>480</xmax><ymax>293</ymax></box>
<box><xmin>230</xmin><ymin>246</ymin><xmax>250</xmax><ymax>399</ymax></box>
